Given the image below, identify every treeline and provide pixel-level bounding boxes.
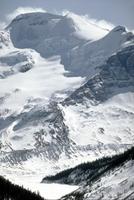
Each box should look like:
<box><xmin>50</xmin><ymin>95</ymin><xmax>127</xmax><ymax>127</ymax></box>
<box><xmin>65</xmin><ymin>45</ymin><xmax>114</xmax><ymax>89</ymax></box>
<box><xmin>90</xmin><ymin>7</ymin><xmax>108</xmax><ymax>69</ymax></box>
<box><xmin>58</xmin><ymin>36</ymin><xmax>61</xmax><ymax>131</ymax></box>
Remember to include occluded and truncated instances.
<box><xmin>0</xmin><ymin>176</ymin><xmax>44</xmax><ymax>200</ymax></box>
<box><xmin>43</xmin><ymin>146</ymin><xmax>134</xmax><ymax>184</ymax></box>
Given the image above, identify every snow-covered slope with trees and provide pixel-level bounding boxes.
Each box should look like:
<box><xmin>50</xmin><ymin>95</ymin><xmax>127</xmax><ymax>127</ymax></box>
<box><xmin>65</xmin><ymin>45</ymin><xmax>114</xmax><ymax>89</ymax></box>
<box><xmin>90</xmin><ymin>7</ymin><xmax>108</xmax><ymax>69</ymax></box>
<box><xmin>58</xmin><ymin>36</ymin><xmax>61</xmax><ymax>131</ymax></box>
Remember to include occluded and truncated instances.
<box><xmin>83</xmin><ymin>160</ymin><xmax>134</xmax><ymax>200</ymax></box>
<box><xmin>58</xmin><ymin>147</ymin><xmax>134</xmax><ymax>200</ymax></box>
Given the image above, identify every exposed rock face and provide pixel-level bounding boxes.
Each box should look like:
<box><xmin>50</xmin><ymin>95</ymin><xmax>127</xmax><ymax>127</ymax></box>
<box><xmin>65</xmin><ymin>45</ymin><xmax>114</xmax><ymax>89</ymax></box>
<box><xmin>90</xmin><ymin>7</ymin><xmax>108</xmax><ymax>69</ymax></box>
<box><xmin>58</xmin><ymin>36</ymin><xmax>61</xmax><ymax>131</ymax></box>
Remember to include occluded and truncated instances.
<box><xmin>64</xmin><ymin>45</ymin><xmax>134</xmax><ymax>105</ymax></box>
<box><xmin>8</xmin><ymin>12</ymin><xmax>84</xmax><ymax>58</ymax></box>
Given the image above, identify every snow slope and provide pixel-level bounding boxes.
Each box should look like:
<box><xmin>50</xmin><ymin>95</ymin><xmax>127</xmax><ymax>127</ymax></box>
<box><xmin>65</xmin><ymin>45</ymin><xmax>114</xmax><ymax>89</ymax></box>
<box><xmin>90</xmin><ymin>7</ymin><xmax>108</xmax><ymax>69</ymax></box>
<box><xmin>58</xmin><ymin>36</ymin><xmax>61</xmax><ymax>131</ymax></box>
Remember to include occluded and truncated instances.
<box><xmin>61</xmin><ymin>92</ymin><xmax>134</xmax><ymax>147</ymax></box>
<box><xmin>83</xmin><ymin>160</ymin><xmax>134</xmax><ymax>200</ymax></box>
<box><xmin>0</xmin><ymin>49</ymin><xmax>83</xmax><ymax>151</ymax></box>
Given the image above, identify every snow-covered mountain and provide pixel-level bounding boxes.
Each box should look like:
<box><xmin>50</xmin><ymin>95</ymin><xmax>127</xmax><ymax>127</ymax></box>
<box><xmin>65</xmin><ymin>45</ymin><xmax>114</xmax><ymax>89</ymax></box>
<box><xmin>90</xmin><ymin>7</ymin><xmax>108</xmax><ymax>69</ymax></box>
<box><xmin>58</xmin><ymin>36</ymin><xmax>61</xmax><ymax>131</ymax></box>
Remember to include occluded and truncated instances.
<box><xmin>7</xmin><ymin>12</ymin><xmax>110</xmax><ymax>54</ymax></box>
<box><xmin>7</xmin><ymin>12</ymin><xmax>84</xmax><ymax>58</ymax></box>
<box><xmin>7</xmin><ymin>12</ymin><xmax>134</xmax><ymax>76</ymax></box>
<box><xmin>0</xmin><ymin>11</ymin><xmax>134</xmax><ymax>199</ymax></box>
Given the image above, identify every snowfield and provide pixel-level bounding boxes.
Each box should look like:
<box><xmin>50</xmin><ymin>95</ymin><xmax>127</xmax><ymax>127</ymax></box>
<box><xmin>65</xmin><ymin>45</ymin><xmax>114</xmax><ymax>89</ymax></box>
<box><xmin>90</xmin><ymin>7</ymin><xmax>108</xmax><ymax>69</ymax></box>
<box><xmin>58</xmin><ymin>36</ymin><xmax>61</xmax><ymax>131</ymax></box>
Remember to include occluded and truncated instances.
<box><xmin>0</xmin><ymin>49</ymin><xmax>83</xmax><ymax>151</ymax></box>
<box><xmin>61</xmin><ymin>92</ymin><xmax>134</xmax><ymax>147</ymax></box>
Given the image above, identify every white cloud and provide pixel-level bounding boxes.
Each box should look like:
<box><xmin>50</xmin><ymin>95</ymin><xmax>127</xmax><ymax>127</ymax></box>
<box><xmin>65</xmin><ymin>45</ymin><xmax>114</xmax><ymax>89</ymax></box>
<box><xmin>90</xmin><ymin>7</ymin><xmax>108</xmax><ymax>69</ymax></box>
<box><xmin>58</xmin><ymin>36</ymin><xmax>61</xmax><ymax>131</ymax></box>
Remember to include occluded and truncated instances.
<box><xmin>7</xmin><ymin>7</ymin><xmax>46</xmax><ymax>22</ymax></box>
<box><xmin>62</xmin><ymin>10</ymin><xmax>115</xmax><ymax>40</ymax></box>
<box><xmin>62</xmin><ymin>10</ymin><xmax>115</xmax><ymax>30</ymax></box>
<box><xmin>88</xmin><ymin>17</ymin><xmax>115</xmax><ymax>31</ymax></box>
<box><xmin>125</xmin><ymin>27</ymin><xmax>134</xmax><ymax>34</ymax></box>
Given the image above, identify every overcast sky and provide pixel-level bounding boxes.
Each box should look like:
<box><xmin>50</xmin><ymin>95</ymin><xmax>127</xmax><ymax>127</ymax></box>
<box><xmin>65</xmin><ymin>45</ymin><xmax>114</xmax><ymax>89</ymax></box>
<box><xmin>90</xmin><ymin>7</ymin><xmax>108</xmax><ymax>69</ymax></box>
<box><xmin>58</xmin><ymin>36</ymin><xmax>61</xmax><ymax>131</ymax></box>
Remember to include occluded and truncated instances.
<box><xmin>0</xmin><ymin>0</ymin><xmax>134</xmax><ymax>30</ymax></box>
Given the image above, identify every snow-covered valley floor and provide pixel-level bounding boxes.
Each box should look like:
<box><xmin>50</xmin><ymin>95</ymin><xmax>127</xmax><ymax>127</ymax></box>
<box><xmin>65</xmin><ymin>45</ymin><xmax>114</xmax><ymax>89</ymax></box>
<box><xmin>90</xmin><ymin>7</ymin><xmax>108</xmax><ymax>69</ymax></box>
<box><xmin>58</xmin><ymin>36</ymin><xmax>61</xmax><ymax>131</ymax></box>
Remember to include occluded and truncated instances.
<box><xmin>0</xmin><ymin>164</ymin><xmax>78</xmax><ymax>199</ymax></box>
